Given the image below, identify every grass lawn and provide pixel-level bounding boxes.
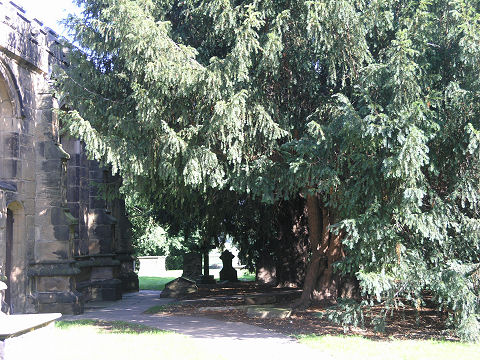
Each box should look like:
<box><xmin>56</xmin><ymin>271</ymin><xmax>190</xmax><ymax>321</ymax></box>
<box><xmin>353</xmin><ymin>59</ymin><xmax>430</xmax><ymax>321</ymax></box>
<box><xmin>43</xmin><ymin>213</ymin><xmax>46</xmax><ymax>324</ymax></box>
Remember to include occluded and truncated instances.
<box><xmin>139</xmin><ymin>276</ymin><xmax>179</xmax><ymax>290</ymax></box>
<box><xmin>297</xmin><ymin>334</ymin><xmax>480</xmax><ymax>360</ymax></box>
<box><xmin>139</xmin><ymin>269</ymin><xmax>255</xmax><ymax>290</ymax></box>
<box><xmin>47</xmin><ymin>320</ymin><xmax>226</xmax><ymax>360</ymax></box>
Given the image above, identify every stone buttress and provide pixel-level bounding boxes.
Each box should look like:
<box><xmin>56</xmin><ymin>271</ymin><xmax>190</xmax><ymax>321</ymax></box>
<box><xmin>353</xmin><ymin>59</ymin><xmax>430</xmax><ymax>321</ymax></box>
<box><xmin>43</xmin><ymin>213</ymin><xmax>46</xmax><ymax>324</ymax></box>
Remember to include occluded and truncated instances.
<box><xmin>0</xmin><ymin>1</ymin><xmax>138</xmax><ymax>314</ymax></box>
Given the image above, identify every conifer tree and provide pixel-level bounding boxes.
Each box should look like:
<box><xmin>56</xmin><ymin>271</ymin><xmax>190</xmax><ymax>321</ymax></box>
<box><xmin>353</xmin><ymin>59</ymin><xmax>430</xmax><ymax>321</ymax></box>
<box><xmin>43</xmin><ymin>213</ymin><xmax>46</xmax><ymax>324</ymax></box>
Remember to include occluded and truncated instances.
<box><xmin>58</xmin><ymin>0</ymin><xmax>480</xmax><ymax>340</ymax></box>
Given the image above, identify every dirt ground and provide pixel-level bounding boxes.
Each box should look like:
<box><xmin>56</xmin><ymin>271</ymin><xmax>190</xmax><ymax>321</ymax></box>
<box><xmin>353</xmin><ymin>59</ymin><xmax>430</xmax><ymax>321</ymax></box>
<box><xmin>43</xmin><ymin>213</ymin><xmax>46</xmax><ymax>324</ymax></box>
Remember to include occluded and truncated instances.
<box><xmin>156</xmin><ymin>282</ymin><xmax>456</xmax><ymax>341</ymax></box>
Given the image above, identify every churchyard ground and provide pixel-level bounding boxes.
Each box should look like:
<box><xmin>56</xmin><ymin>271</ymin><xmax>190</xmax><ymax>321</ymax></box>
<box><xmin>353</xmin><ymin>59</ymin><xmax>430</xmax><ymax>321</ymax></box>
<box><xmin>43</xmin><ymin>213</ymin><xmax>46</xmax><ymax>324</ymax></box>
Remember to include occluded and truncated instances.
<box><xmin>52</xmin><ymin>320</ymin><xmax>226</xmax><ymax>360</ymax></box>
<box><xmin>138</xmin><ymin>269</ymin><xmax>255</xmax><ymax>290</ymax></box>
<box><xmin>53</xmin><ymin>307</ymin><xmax>480</xmax><ymax>360</ymax></box>
<box><xmin>297</xmin><ymin>334</ymin><xmax>480</xmax><ymax>360</ymax></box>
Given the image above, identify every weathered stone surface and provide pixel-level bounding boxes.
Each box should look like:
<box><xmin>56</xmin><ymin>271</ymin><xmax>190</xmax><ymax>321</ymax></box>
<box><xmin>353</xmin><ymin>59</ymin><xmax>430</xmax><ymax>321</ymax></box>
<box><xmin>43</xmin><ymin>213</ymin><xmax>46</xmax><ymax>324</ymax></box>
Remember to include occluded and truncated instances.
<box><xmin>246</xmin><ymin>305</ymin><xmax>292</xmax><ymax>319</ymax></box>
<box><xmin>182</xmin><ymin>252</ymin><xmax>202</xmax><ymax>280</ymax></box>
<box><xmin>196</xmin><ymin>274</ymin><xmax>216</xmax><ymax>285</ymax></box>
<box><xmin>90</xmin><ymin>279</ymin><xmax>122</xmax><ymax>301</ymax></box>
<box><xmin>160</xmin><ymin>277</ymin><xmax>198</xmax><ymax>298</ymax></box>
<box><xmin>244</xmin><ymin>290</ymin><xmax>302</xmax><ymax>305</ymax></box>
<box><xmin>0</xmin><ymin>1</ymin><xmax>137</xmax><ymax>315</ymax></box>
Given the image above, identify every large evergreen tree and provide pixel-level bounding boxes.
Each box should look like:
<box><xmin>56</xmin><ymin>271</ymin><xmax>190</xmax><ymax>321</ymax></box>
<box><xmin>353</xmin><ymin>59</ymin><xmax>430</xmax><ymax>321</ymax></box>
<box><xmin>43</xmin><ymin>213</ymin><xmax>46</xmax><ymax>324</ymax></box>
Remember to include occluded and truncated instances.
<box><xmin>58</xmin><ymin>0</ymin><xmax>480</xmax><ymax>340</ymax></box>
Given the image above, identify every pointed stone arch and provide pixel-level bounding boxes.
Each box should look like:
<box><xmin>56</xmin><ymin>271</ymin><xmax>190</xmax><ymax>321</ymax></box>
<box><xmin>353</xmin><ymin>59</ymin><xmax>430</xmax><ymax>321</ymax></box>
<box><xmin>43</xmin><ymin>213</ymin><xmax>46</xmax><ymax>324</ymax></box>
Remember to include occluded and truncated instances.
<box><xmin>0</xmin><ymin>57</ymin><xmax>24</xmax><ymax>120</ymax></box>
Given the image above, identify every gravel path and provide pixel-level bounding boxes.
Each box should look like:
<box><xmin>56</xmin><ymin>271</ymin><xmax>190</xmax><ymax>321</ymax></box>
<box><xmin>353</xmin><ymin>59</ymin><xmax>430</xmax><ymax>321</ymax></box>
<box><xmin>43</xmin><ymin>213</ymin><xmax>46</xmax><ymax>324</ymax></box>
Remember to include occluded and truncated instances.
<box><xmin>62</xmin><ymin>290</ymin><xmax>332</xmax><ymax>360</ymax></box>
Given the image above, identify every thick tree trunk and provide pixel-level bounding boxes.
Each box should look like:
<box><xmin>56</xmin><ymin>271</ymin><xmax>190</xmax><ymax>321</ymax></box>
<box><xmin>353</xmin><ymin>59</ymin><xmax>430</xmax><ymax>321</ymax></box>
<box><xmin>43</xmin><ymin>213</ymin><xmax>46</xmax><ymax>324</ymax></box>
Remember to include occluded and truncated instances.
<box><xmin>313</xmin><ymin>228</ymin><xmax>344</xmax><ymax>300</ymax></box>
<box><xmin>295</xmin><ymin>193</ymin><xmax>348</xmax><ymax>309</ymax></box>
<box><xmin>295</xmin><ymin>194</ymin><xmax>328</xmax><ymax>308</ymax></box>
<box><xmin>274</xmin><ymin>198</ymin><xmax>308</xmax><ymax>286</ymax></box>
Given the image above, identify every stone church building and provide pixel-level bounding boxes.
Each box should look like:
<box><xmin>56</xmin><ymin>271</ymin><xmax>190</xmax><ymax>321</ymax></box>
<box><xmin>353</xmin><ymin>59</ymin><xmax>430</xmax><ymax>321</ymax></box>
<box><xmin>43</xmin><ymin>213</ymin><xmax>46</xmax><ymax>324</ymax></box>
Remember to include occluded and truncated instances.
<box><xmin>0</xmin><ymin>1</ymin><xmax>138</xmax><ymax>314</ymax></box>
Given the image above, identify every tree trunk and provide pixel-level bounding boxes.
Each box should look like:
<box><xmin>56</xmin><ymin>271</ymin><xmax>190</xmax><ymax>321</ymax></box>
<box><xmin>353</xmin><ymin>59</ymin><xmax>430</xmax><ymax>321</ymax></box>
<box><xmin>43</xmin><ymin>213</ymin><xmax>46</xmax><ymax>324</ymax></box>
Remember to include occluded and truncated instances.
<box><xmin>274</xmin><ymin>198</ymin><xmax>308</xmax><ymax>286</ymax></box>
<box><xmin>295</xmin><ymin>194</ymin><xmax>327</xmax><ymax>308</ymax></box>
<box><xmin>295</xmin><ymin>193</ymin><xmax>347</xmax><ymax>309</ymax></box>
<box><xmin>313</xmin><ymin>227</ymin><xmax>344</xmax><ymax>301</ymax></box>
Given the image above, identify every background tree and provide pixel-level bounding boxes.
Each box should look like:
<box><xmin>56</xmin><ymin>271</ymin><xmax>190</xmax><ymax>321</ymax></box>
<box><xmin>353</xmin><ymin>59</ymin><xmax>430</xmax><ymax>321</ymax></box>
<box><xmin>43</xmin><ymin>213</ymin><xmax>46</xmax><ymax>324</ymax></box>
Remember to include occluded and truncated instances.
<box><xmin>58</xmin><ymin>0</ymin><xmax>480</xmax><ymax>340</ymax></box>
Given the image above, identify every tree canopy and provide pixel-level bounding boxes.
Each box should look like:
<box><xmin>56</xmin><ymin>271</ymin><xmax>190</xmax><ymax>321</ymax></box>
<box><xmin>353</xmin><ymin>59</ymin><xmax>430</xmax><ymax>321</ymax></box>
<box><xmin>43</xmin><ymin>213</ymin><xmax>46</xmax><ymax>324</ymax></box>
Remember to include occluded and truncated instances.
<box><xmin>57</xmin><ymin>0</ymin><xmax>480</xmax><ymax>341</ymax></box>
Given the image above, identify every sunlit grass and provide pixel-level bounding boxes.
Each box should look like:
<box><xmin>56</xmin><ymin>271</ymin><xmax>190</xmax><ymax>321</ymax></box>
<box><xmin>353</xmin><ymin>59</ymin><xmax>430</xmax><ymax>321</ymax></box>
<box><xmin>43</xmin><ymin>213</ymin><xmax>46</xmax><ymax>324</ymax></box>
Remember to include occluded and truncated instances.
<box><xmin>49</xmin><ymin>320</ymin><xmax>226</xmax><ymax>360</ymax></box>
<box><xmin>297</xmin><ymin>334</ymin><xmax>480</xmax><ymax>360</ymax></box>
<box><xmin>139</xmin><ymin>269</ymin><xmax>255</xmax><ymax>290</ymax></box>
<box><xmin>139</xmin><ymin>276</ymin><xmax>178</xmax><ymax>290</ymax></box>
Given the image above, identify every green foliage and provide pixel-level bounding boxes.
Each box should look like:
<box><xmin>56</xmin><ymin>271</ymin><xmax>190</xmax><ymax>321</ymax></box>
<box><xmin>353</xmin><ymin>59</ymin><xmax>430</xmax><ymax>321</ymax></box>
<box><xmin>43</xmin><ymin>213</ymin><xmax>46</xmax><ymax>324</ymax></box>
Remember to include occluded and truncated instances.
<box><xmin>322</xmin><ymin>299</ymin><xmax>365</xmax><ymax>332</ymax></box>
<box><xmin>127</xmin><ymin>196</ymin><xmax>200</xmax><ymax>268</ymax></box>
<box><xmin>57</xmin><ymin>0</ymin><xmax>480</xmax><ymax>341</ymax></box>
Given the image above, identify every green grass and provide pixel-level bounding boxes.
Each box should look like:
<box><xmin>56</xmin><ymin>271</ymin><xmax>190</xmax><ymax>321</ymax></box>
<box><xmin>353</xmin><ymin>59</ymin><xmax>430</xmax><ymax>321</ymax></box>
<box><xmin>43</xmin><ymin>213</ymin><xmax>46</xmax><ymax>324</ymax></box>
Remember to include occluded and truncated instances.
<box><xmin>238</xmin><ymin>270</ymin><xmax>255</xmax><ymax>281</ymax></box>
<box><xmin>139</xmin><ymin>269</ymin><xmax>255</xmax><ymax>290</ymax></box>
<box><xmin>297</xmin><ymin>334</ymin><xmax>480</xmax><ymax>360</ymax></box>
<box><xmin>49</xmin><ymin>320</ymin><xmax>226</xmax><ymax>360</ymax></box>
<box><xmin>139</xmin><ymin>276</ymin><xmax>178</xmax><ymax>290</ymax></box>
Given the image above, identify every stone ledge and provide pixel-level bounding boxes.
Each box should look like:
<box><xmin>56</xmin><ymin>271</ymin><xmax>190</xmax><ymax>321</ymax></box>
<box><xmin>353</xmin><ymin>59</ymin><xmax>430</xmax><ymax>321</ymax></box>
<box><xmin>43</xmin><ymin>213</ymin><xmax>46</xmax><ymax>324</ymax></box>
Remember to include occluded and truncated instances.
<box><xmin>75</xmin><ymin>255</ymin><xmax>121</xmax><ymax>268</ymax></box>
<box><xmin>0</xmin><ymin>313</ymin><xmax>61</xmax><ymax>339</ymax></box>
<box><xmin>27</xmin><ymin>262</ymin><xmax>80</xmax><ymax>277</ymax></box>
<box><xmin>0</xmin><ymin>313</ymin><xmax>61</xmax><ymax>360</ymax></box>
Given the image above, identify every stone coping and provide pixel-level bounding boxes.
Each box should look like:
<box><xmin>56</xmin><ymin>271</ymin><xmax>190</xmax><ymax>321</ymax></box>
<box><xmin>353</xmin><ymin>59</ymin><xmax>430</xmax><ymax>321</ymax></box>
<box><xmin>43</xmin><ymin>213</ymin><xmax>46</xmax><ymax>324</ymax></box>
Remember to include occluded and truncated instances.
<box><xmin>75</xmin><ymin>254</ymin><xmax>118</xmax><ymax>259</ymax></box>
<box><xmin>0</xmin><ymin>313</ymin><xmax>61</xmax><ymax>340</ymax></box>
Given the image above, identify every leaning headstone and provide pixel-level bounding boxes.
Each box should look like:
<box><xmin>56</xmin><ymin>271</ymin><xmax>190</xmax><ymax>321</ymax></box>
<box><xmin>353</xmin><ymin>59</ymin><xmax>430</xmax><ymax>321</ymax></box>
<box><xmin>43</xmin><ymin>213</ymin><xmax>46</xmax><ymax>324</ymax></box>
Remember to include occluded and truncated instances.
<box><xmin>219</xmin><ymin>250</ymin><xmax>238</xmax><ymax>282</ymax></box>
<box><xmin>182</xmin><ymin>252</ymin><xmax>202</xmax><ymax>280</ymax></box>
<box><xmin>160</xmin><ymin>277</ymin><xmax>198</xmax><ymax>298</ymax></box>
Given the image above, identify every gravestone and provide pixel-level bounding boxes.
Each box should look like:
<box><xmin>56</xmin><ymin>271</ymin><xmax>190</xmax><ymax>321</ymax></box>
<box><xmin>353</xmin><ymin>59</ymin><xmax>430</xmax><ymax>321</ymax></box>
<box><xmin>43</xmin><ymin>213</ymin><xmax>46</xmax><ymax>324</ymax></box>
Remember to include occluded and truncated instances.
<box><xmin>219</xmin><ymin>250</ymin><xmax>238</xmax><ymax>282</ymax></box>
<box><xmin>160</xmin><ymin>277</ymin><xmax>198</xmax><ymax>298</ymax></box>
<box><xmin>182</xmin><ymin>252</ymin><xmax>202</xmax><ymax>280</ymax></box>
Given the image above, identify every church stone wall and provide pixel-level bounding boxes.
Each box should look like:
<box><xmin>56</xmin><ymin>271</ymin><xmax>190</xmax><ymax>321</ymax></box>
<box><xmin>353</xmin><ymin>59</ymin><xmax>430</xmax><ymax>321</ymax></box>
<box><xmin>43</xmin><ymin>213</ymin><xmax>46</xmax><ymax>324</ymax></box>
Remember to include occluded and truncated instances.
<box><xmin>0</xmin><ymin>1</ymin><xmax>138</xmax><ymax>314</ymax></box>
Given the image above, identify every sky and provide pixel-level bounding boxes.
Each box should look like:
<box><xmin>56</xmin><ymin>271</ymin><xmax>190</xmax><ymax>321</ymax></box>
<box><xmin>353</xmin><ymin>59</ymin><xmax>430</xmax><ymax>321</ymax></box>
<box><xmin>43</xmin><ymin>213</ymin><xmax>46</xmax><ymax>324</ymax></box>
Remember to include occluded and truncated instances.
<box><xmin>11</xmin><ymin>0</ymin><xmax>81</xmax><ymax>36</ymax></box>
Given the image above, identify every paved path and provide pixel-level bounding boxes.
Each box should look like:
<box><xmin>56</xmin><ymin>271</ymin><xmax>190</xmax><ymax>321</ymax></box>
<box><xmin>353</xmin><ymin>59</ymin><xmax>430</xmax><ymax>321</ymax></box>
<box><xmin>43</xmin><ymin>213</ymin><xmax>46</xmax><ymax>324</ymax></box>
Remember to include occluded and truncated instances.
<box><xmin>62</xmin><ymin>290</ymin><xmax>332</xmax><ymax>360</ymax></box>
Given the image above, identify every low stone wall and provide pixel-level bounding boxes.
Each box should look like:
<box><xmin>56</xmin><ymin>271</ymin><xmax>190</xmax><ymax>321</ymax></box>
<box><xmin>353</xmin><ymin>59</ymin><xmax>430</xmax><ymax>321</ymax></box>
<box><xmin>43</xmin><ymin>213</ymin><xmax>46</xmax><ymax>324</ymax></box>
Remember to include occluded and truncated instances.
<box><xmin>137</xmin><ymin>256</ymin><xmax>167</xmax><ymax>277</ymax></box>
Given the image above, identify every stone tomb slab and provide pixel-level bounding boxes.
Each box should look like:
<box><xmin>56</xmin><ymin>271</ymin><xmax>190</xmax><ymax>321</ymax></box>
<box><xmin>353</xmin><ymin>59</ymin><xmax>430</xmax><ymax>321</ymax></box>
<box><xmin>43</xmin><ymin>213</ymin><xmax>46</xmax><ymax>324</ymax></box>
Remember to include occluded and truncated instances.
<box><xmin>0</xmin><ymin>313</ymin><xmax>61</xmax><ymax>360</ymax></box>
<box><xmin>246</xmin><ymin>305</ymin><xmax>292</xmax><ymax>319</ymax></box>
<box><xmin>243</xmin><ymin>289</ymin><xmax>302</xmax><ymax>305</ymax></box>
<box><xmin>195</xmin><ymin>304</ymin><xmax>292</xmax><ymax>319</ymax></box>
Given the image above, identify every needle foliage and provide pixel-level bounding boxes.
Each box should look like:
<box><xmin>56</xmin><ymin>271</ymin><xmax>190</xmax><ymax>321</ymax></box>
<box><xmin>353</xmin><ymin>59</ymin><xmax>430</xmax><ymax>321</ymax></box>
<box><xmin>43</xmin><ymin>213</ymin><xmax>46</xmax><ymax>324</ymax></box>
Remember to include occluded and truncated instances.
<box><xmin>57</xmin><ymin>0</ymin><xmax>480</xmax><ymax>340</ymax></box>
